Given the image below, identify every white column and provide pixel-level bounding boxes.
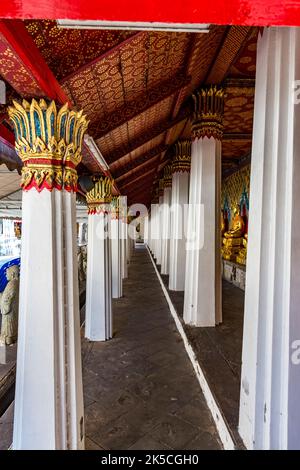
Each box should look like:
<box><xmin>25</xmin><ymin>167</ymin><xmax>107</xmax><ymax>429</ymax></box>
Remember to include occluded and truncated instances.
<box><xmin>8</xmin><ymin>99</ymin><xmax>88</xmax><ymax>450</ymax></box>
<box><xmin>85</xmin><ymin>207</ymin><xmax>112</xmax><ymax>342</ymax></box>
<box><xmin>183</xmin><ymin>87</ymin><xmax>223</xmax><ymax>327</ymax></box>
<box><xmin>169</xmin><ymin>144</ymin><xmax>190</xmax><ymax>290</ymax></box>
<box><xmin>239</xmin><ymin>27</ymin><xmax>300</xmax><ymax>450</ymax></box>
<box><xmin>111</xmin><ymin>197</ymin><xmax>122</xmax><ymax>298</ymax></box>
<box><xmin>78</xmin><ymin>222</ymin><xmax>84</xmax><ymax>245</ymax></box>
<box><xmin>156</xmin><ymin>193</ymin><xmax>163</xmax><ymax>265</ymax></box>
<box><xmin>161</xmin><ymin>188</ymin><xmax>171</xmax><ymax>275</ymax></box>
<box><xmin>120</xmin><ymin>196</ymin><xmax>128</xmax><ymax>280</ymax></box>
<box><xmin>144</xmin><ymin>215</ymin><xmax>149</xmax><ymax>245</ymax></box>
<box><xmin>13</xmin><ymin>189</ymin><xmax>84</xmax><ymax>450</ymax></box>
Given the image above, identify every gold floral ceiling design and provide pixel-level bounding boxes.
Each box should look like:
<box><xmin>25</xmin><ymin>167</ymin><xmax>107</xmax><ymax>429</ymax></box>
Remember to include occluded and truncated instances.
<box><xmin>0</xmin><ymin>21</ymin><xmax>258</xmax><ymax>205</ymax></box>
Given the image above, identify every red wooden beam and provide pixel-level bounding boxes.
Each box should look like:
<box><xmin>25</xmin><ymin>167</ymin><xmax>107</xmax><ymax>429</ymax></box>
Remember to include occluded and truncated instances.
<box><xmin>0</xmin><ymin>19</ymin><xmax>72</xmax><ymax>105</ymax></box>
<box><xmin>0</xmin><ymin>123</ymin><xmax>15</xmax><ymax>148</ymax></box>
<box><xmin>0</xmin><ymin>19</ymin><xmax>108</xmax><ymax>179</ymax></box>
<box><xmin>0</xmin><ymin>1</ymin><xmax>299</xmax><ymax>27</ymax></box>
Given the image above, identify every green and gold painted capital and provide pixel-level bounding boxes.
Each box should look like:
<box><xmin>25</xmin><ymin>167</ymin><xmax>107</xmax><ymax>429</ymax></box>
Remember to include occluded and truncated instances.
<box><xmin>163</xmin><ymin>164</ymin><xmax>172</xmax><ymax>188</ymax></box>
<box><xmin>86</xmin><ymin>176</ymin><xmax>113</xmax><ymax>214</ymax></box>
<box><xmin>8</xmin><ymin>99</ymin><xmax>89</xmax><ymax>192</ymax></box>
<box><xmin>192</xmin><ymin>86</ymin><xmax>224</xmax><ymax>141</ymax></box>
<box><xmin>172</xmin><ymin>140</ymin><xmax>191</xmax><ymax>173</ymax></box>
<box><xmin>111</xmin><ymin>195</ymin><xmax>121</xmax><ymax>219</ymax></box>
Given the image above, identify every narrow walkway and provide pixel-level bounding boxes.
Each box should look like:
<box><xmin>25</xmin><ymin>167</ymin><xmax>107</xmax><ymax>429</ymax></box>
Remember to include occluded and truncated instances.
<box><xmin>83</xmin><ymin>247</ymin><xmax>222</xmax><ymax>450</ymax></box>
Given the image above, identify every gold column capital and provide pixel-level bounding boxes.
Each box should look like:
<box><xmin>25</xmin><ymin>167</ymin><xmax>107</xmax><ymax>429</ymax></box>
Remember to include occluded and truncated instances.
<box><xmin>172</xmin><ymin>139</ymin><xmax>191</xmax><ymax>173</ymax></box>
<box><xmin>163</xmin><ymin>164</ymin><xmax>172</xmax><ymax>188</ymax></box>
<box><xmin>111</xmin><ymin>195</ymin><xmax>121</xmax><ymax>219</ymax></box>
<box><xmin>8</xmin><ymin>99</ymin><xmax>89</xmax><ymax>192</ymax></box>
<box><xmin>192</xmin><ymin>86</ymin><xmax>224</xmax><ymax>141</ymax></box>
<box><xmin>86</xmin><ymin>176</ymin><xmax>113</xmax><ymax>215</ymax></box>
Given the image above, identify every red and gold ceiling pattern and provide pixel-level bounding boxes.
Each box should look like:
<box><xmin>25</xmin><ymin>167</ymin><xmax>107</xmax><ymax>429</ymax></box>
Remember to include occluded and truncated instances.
<box><xmin>25</xmin><ymin>20</ymin><xmax>135</xmax><ymax>80</ymax></box>
<box><xmin>223</xmin><ymin>87</ymin><xmax>254</xmax><ymax>134</ymax></box>
<box><xmin>96</xmin><ymin>95</ymin><xmax>174</xmax><ymax>164</ymax></box>
<box><xmin>0</xmin><ymin>30</ymin><xmax>45</xmax><ymax>97</ymax></box>
<box><xmin>227</xmin><ymin>28</ymin><xmax>258</xmax><ymax>78</ymax></box>
<box><xmin>222</xmin><ymin>140</ymin><xmax>252</xmax><ymax>160</ymax></box>
<box><xmin>0</xmin><ymin>20</ymin><xmax>259</xmax><ymax>203</ymax></box>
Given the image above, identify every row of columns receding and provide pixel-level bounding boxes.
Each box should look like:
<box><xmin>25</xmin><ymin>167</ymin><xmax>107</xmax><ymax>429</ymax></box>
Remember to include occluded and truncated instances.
<box><xmin>5</xmin><ymin>27</ymin><xmax>300</xmax><ymax>449</ymax></box>
<box><xmin>146</xmin><ymin>27</ymin><xmax>300</xmax><ymax>450</ymax></box>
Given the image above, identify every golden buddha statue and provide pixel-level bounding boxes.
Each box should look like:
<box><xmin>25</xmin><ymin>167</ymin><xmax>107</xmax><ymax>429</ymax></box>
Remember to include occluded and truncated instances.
<box><xmin>236</xmin><ymin>233</ymin><xmax>248</xmax><ymax>265</ymax></box>
<box><xmin>221</xmin><ymin>211</ymin><xmax>225</xmax><ymax>237</ymax></box>
<box><xmin>222</xmin><ymin>204</ymin><xmax>245</xmax><ymax>262</ymax></box>
<box><xmin>224</xmin><ymin>204</ymin><xmax>245</xmax><ymax>239</ymax></box>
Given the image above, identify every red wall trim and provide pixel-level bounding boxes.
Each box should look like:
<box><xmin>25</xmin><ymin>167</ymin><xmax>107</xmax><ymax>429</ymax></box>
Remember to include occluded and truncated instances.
<box><xmin>0</xmin><ymin>1</ymin><xmax>300</xmax><ymax>26</ymax></box>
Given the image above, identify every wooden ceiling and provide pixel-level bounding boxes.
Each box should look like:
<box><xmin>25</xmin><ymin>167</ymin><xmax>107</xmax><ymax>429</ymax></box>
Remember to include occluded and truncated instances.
<box><xmin>0</xmin><ymin>20</ymin><xmax>258</xmax><ymax>205</ymax></box>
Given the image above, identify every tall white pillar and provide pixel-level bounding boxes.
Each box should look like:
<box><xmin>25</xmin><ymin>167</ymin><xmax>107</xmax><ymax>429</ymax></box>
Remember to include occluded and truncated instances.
<box><xmin>120</xmin><ymin>196</ymin><xmax>128</xmax><ymax>280</ymax></box>
<box><xmin>111</xmin><ymin>196</ymin><xmax>122</xmax><ymax>298</ymax></box>
<box><xmin>85</xmin><ymin>178</ymin><xmax>112</xmax><ymax>341</ymax></box>
<box><xmin>9</xmin><ymin>99</ymin><xmax>88</xmax><ymax>449</ymax></box>
<box><xmin>239</xmin><ymin>27</ymin><xmax>300</xmax><ymax>450</ymax></box>
<box><xmin>156</xmin><ymin>182</ymin><xmax>164</xmax><ymax>265</ymax></box>
<box><xmin>161</xmin><ymin>165</ymin><xmax>172</xmax><ymax>275</ymax></box>
<box><xmin>144</xmin><ymin>215</ymin><xmax>149</xmax><ymax>245</ymax></box>
<box><xmin>169</xmin><ymin>140</ymin><xmax>191</xmax><ymax>291</ymax></box>
<box><xmin>183</xmin><ymin>86</ymin><xmax>223</xmax><ymax>327</ymax></box>
<box><xmin>78</xmin><ymin>222</ymin><xmax>85</xmax><ymax>245</ymax></box>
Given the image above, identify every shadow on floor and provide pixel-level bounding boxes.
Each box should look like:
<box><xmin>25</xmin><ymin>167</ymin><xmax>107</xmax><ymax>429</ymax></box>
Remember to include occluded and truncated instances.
<box><xmin>157</xmin><ymin>261</ymin><xmax>245</xmax><ymax>447</ymax></box>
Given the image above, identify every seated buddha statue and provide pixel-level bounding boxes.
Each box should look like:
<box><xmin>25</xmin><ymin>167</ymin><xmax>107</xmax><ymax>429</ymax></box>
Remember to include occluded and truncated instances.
<box><xmin>222</xmin><ymin>204</ymin><xmax>245</xmax><ymax>262</ymax></box>
<box><xmin>224</xmin><ymin>204</ymin><xmax>245</xmax><ymax>239</ymax></box>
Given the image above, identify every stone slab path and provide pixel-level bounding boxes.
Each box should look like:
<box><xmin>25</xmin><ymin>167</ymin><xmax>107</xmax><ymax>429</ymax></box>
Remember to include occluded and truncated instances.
<box><xmin>83</xmin><ymin>247</ymin><xmax>222</xmax><ymax>450</ymax></box>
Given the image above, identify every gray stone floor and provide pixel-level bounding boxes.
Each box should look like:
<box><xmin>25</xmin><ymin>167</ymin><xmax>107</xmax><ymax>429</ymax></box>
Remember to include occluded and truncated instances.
<box><xmin>83</xmin><ymin>247</ymin><xmax>222</xmax><ymax>450</ymax></box>
<box><xmin>159</xmin><ymin>267</ymin><xmax>245</xmax><ymax>446</ymax></box>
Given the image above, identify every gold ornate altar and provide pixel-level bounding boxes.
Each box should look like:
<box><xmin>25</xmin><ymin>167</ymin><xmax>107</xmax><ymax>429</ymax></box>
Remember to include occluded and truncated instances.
<box><xmin>221</xmin><ymin>165</ymin><xmax>250</xmax><ymax>265</ymax></box>
<box><xmin>221</xmin><ymin>204</ymin><xmax>245</xmax><ymax>262</ymax></box>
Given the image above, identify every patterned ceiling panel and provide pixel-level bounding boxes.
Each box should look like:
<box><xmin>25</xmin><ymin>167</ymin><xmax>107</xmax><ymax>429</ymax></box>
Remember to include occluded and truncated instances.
<box><xmin>62</xmin><ymin>31</ymin><xmax>187</xmax><ymax>140</ymax></box>
<box><xmin>227</xmin><ymin>28</ymin><xmax>258</xmax><ymax>78</ymax></box>
<box><xmin>172</xmin><ymin>25</ymin><xmax>227</xmax><ymax>116</ymax></box>
<box><xmin>25</xmin><ymin>20</ymin><xmax>135</xmax><ymax>80</ymax></box>
<box><xmin>146</xmin><ymin>32</ymin><xmax>191</xmax><ymax>90</ymax></box>
<box><xmin>0</xmin><ymin>32</ymin><xmax>45</xmax><ymax>97</ymax></box>
<box><xmin>222</xmin><ymin>140</ymin><xmax>252</xmax><ymax>159</ymax></box>
<box><xmin>1</xmin><ymin>21</ymin><xmax>258</xmax><ymax>202</ymax></box>
<box><xmin>223</xmin><ymin>87</ymin><xmax>254</xmax><ymax>134</ymax></box>
<box><xmin>96</xmin><ymin>123</ymin><xmax>130</xmax><ymax>162</ymax></box>
<box><xmin>164</xmin><ymin>119</ymin><xmax>188</xmax><ymax>146</ymax></box>
<box><xmin>96</xmin><ymin>96</ymin><xmax>174</xmax><ymax>163</ymax></box>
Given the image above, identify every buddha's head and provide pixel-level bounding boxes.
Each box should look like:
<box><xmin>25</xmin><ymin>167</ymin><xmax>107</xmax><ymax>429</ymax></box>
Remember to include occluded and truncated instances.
<box><xmin>6</xmin><ymin>265</ymin><xmax>19</xmax><ymax>281</ymax></box>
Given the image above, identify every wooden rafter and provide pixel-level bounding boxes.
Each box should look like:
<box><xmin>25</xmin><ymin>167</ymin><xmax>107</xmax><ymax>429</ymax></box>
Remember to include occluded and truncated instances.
<box><xmin>112</xmin><ymin>143</ymin><xmax>168</xmax><ymax>178</ymax></box>
<box><xmin>116</xmin><ymin>155</ymin><xmax>160</xmax><ymax>185</ymax></box>
<box><xmin>104</xmin><ymin>107</ymin><xmax>190</xmax><ymax>164</ymax></box>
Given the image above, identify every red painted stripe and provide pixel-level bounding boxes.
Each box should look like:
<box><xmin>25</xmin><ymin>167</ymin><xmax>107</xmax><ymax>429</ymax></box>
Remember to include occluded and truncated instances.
<box><xmin>0</xmin><ymin>0</ymin><xmax>299</xmax><ymax>26</ymax></box>
<box><xmin>0</xmin><ymin>123</ymin><xmax>15</xmax><ymax>147</ymax></box>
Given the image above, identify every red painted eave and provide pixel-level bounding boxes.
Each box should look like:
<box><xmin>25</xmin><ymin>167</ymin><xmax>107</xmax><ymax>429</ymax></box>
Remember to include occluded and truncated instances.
<box><xmin>0</xmin><ymin>1</ymin><xmax>300</xmax><ymax>27</ymax></box>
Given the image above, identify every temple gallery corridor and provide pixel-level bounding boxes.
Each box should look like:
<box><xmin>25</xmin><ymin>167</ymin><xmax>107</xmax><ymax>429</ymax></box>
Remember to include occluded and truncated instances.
<box><xmin>82</xmin><ymin>247</ymin><xmax>222</xmax><ymax>450</ymax></box>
